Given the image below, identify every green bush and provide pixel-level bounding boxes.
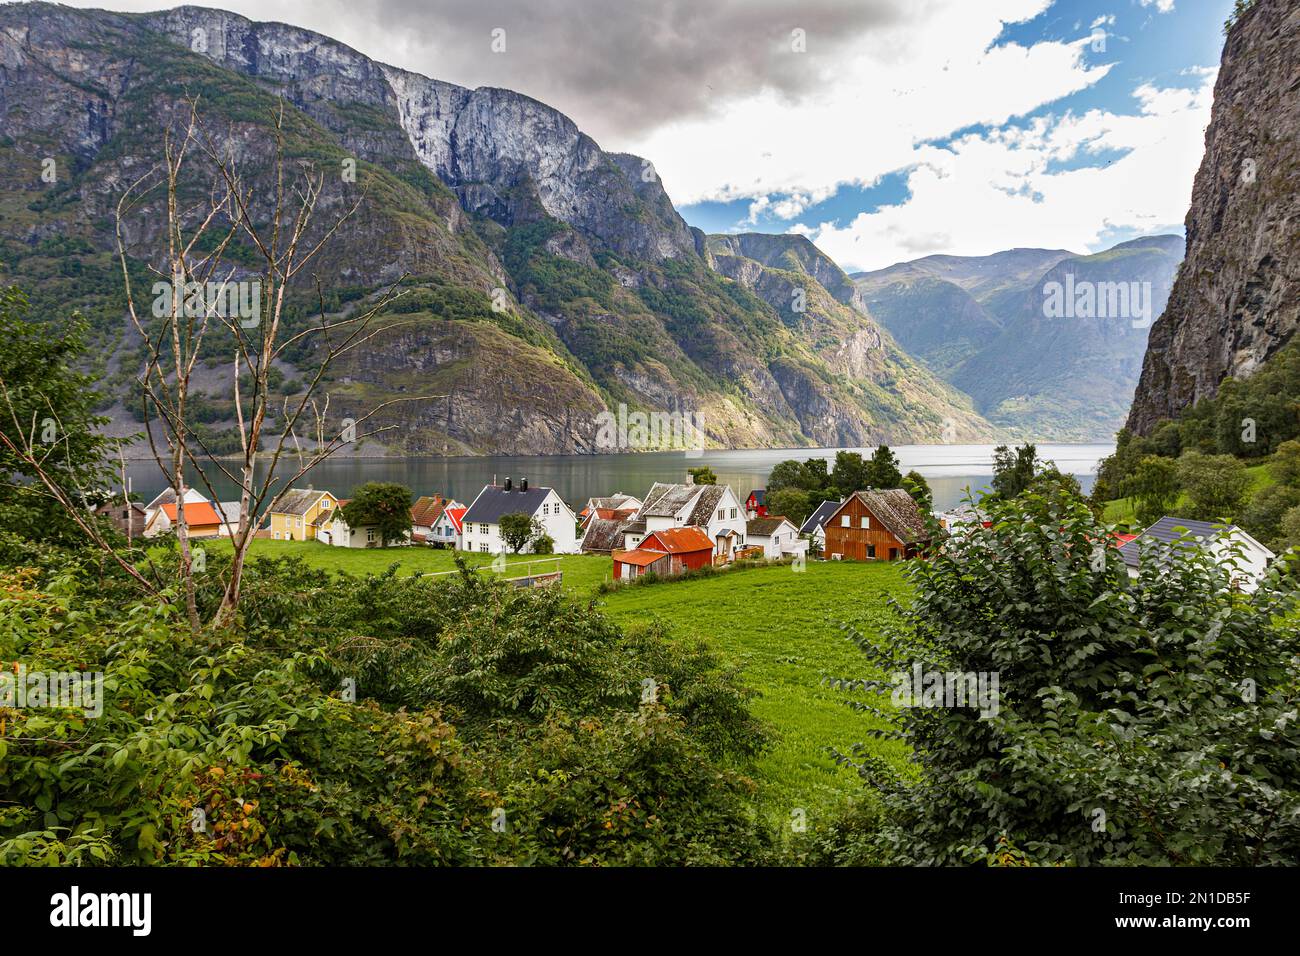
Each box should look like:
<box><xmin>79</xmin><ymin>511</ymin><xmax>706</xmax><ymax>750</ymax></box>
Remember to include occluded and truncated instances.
<box><xmin>833</xmin><ymin>489</ymin><xmax>1300</xmax><ymax>865</ymax></box>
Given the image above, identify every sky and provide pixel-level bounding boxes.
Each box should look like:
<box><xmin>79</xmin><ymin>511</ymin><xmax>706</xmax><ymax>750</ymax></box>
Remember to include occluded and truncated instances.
<box><xmin>58</xmin><ymin>0</ymin><xmax>1236</xmax><ymax>272</ymax></box>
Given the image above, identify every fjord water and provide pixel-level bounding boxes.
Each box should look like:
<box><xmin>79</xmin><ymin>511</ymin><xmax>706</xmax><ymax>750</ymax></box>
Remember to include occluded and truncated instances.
<box><xmin>123</xmin><ymin>443</ymin><xmax>1113</xmax><ymax>515</ymax></box>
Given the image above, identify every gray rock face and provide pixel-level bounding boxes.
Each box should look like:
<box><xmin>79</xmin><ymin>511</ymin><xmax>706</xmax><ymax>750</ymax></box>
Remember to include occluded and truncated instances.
<box><xmin>140</xmin><ymin>6</ymin><xmax>696</xmax><ymax>262</ymax></box>
<box><xmin>1127</xmin><ymin>0</ymin><xmax>1300</xmax><ymax>434</ymax></box>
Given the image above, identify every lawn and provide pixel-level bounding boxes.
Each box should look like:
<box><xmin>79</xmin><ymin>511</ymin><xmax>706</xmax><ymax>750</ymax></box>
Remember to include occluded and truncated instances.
<box><xmin>202</xmin><ymin>537</ymin><xmax>616</xmax><ymax>596</ymax></box>
<box><xmin>205</xmin><ymin>538</ymin><xmax>910</xmax><ymax>831</ymax></box>
<box><xmin>598</xmin><ymin>561</ymin><xmax>910</xmax><ymax>829</ymax></box>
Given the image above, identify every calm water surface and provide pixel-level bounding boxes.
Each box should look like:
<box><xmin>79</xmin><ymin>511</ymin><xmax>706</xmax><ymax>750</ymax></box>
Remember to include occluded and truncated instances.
<box><xmin>124</xmin><ymin>443</ymin><xmax>1113</xmax><ymax>514</ymax></box>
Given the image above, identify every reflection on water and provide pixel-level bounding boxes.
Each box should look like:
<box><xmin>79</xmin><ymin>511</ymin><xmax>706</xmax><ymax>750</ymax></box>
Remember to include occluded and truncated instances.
<box><xmin>123</xmin><ymin>443</ymin><xmax>1112</xmax><ymax>515</ymax></box>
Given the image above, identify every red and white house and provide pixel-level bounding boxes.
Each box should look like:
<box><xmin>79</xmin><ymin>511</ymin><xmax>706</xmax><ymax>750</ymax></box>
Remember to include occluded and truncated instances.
<box><xmin>745</xmin><ymin>489</ymin><xmax>767</xmax><ymax>517</ymax></box>
<box><xmin>612</xmin><ymin>526</ymin><xmax>714</xmax><ymax>581</ymax></box>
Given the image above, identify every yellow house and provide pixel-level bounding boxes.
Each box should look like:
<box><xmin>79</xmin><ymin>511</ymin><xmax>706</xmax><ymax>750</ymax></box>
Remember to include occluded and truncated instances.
<box><xmin>269</xmin><ymin>488</ymin><xmax>339</xmax><ymax>541</ymax></box>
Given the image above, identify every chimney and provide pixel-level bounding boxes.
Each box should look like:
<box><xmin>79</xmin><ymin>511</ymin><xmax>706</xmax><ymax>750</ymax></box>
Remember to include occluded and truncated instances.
<box><xmin>521</xmin><ymin>478</ymin><xmax>529</xmax><ymax>492</ymax></box>
<box><xmin>504</xmin><ymin>477</ymin><xmax>513</xmax><ymax>492</ymax></box>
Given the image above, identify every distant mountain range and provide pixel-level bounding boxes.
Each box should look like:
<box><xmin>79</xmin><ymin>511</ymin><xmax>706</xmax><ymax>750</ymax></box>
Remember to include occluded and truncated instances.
<box><xmin>0</xmin><ymin>2</ymin><xmax>992</xmax><ymax>456</ymax></box>
<box><xmin>853</xmin><ymin>236</ymin><xmax>1185</xmax><ymax>440</ymax></box>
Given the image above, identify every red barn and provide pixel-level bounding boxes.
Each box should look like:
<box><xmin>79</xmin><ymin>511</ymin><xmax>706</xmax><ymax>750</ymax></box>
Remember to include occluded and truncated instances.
<box><xmin>611</xmin><ymin>526</ymin><xmax>714</xmax><ymax>580</ymax></box>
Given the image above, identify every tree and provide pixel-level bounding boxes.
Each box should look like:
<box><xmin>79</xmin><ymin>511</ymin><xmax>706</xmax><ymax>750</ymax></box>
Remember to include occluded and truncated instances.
<box><xmin>1240</xmin><ymin>484</ymin><xmax>1300</xmax><ymax>549</ymax></box>
<box><xmin>991</xmin><ymin>443</ymin><xmax>1038</xmax><ymax>500</ymax></box>
<box><xmin>901</xmin><ymin>470</ymin><xmax>932</xmax><ymax>514</ymax></box>
<box><xmin>1176</xmin><ymin>452</ymin><xmax>1250</xmax><ymax>521</ymax></box>
<box><xmin>834</xmin><ymin>490</ymin><xmax>1300</xmax><ymax>865</ymax></box>
<box><xmin>767</xmin><ymin>460</ymin><xmax>807</xmax><ymax>494</ymax></box>
<box><xmin>340</xmin><ymin>482</ymin><xmax>413</xmax><ymax>546</ymax></box>
<box><xmin>687</xmin><ymin>466</ymin><xmax>716</xmax><ymax>486</ymax></box>
<box><xmin>831</xmin><ymin>451</ymin><xmax>870</xmax><ymax>498</ymax></box>
<box><xmin>864</xmin><ymin>445</ymin><xmax>903</xmax><ymax>489</ymax></box>
<box><xmin>767</xmin><ymin>488</ymin><xmax>813</xmax><ymax>526</ymax></box>
<box><xmin>499</xmin><ymin>512</ymin><xmax>542</xmax><ymax>553</ymax></box>
<box><xmin>1123</xmin><ymin>455</ymin><xmax>1180</xmax><ymax>526</ymax></box>
<box><xmin>0</xmin><ymin>288</ymin><xmax>135</xmax><ymax>552</ymax></box>
<box><xmin>1271</xmin><ymin>440</ymin><xmax>1300</xmax><ymax>487</ymax></box>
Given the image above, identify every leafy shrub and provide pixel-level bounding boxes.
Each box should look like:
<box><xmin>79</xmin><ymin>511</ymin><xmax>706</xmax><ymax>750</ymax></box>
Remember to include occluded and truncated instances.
<box><xmin>833</xmin><ymin>490</ymin><xmax>1300</xmax><ymax>865</ymax></box>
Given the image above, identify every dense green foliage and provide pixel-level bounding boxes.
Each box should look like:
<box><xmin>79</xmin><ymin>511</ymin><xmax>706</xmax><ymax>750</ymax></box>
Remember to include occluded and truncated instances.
<box><xmin>834</xmin><ymin>490</ymin><xmax>1300</xmax><ymax>865</ymax></box>
<box><xmin>498</xmin><ymin>512</ymin><xmax>543</xmax><ymax>554</ymax></box>
<box><xmin>0</xmin><ymin>550</ymin><xmax>774</xmax><ymax>866</ymax></box>
<box><xmin>339</xmin><ymin>482</ymin><xmax>414</xmax><ymax>546</ymax></box>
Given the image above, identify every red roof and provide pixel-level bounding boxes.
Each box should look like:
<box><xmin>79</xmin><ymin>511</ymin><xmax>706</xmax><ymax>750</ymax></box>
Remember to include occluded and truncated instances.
<box><xmin>642</xmin><ymin>527</ymin><xmax>714</xmax><ymax>554</ymax></box>
<box><xmin>613</xmin><ymin>548</ymin><xmax>668</xmax><ymax>567</ymax></box>
<box><xmin>410</xmin><ymin>494</ymin><xmax>446</xmax><ymax>527</ymax></box>
<box><xmin>445</xmin><ymin>506</ymin><xmax>467</xmax><ymax>534</ymax></box>
<box><xmin>160</xmin><ymin>501</ymin><xmax>223</xmax><ymax>526</ymax></box>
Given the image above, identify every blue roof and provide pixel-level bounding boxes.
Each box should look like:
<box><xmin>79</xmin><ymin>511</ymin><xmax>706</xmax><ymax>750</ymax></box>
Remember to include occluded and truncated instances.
<box><xmin>799</xmin><ymin>499</ymin><xmax>843</xmax><ymax>535</ymax></box>
<box><xmin>1119</xmin><ymin>516</ymin><xmax>1237</xmax><ymax>570</ymax></box>
<box><xmin>463</xmin><ymin>485</ymin><xmax>553</xmax><ymax>524</ymax></box>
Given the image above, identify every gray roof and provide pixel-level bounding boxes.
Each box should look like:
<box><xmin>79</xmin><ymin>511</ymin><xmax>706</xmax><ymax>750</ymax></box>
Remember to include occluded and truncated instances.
<box><xmin>687</xmin><ymin>484</ymin><xmax>730</xmax><ymax>525</ymax></box>
<box><xmin>580</xmin><ymin>517</ymin><xmax>625</xmax><ymax>553</ymax></box>
<box><xmin>799</xmin><ymin>499</ymin><xmax>842</xmax><ymax>535</ymax></box>
<box><xmin>620</xmin><ymin>519</ymin><xmax>647</xmax><ymax>536</ymax></box>
<box><xmin>640</xmin><ymin>482</ymin><xmax>703</xmax><ymax>518</ymax></box>
<box><xmin>1119</xmin><ymin>516</ymin><xmax>1237</xmax><ymax>570</ymax></box>
<box><xmin>747</xmin><ymin>515</ymin><xmax>793</xmax><ymax>537</ymax></box>
<box><xmin>464</xmin><ymin>484</ymin><xmax>554</xmax><ymax>524</ymax></box>
<box><xmin>273</xmin><ymin>488</ymin><xmax>331</xmax><ymax>516</ymax></box>
<box><xmin>837</xmin><ymin>489</ymin><xmax>928</xmax><ymax>544</ymax></box>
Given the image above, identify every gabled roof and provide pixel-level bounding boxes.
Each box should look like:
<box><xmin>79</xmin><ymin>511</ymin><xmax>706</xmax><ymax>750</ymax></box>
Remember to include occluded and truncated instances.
<box><xmin>215</xmin><ymin>502</ymin><xmax>243</xmax><ymax>526</ymax></box>
<box><xmin>1117</xmin><ymin>516</ymin><xmax>1269</xmax><ymax>570</ymax></box>
<box><xmin>272</xmin><ymin>488</ymin><xmax>334</xmax><ymax>516</ymax></box>
<box><xmin>444</xmin><ymin>507</ymin><xmax>467</xmax><ymax>534</ymax></box>
<box><xmin>747</xmin><ymin>489</ymin><xmax>766</xmax><ymax>505</ymax></box>
<box><xmin>643</xmin><ymin>526</ymin><xmax>714</xmax><ymax>554</ymax></box>
<box><xmin>833</xmin><ymin>489</ymin><xmax>927</xmax><ymax>544</ymax></box>
<box><xmin>144</xmin><ymin>487</ymin><xmax>208</xmax><ymax>511</ymax></box>
<box><xmin>640</xmin><ymin>482</ymin><xmax>703</xmax><ymax>518</ymax></box>
<box><xmin>581</xmin><ymin>517</ymin><xmax>627</xmax><ymax>553</ymax></box>
<box><xmin>410</xmin><ymin>495</ymin><xmax>446</xmax><ymax>527</ymax></box>
<box><xmin>463</xmin><ymin>484</ymin><xmax>555</xmax><ymax>524</ymax></box>
<box><xmin>747</xmin><ymin>515</ymin><xmax>795</xmax><ymax>537</ymax></box>
<box><xmin>799</xmin><ymin>499</ymin><xmax>843</xmax><ymax>535</ymax></box>
<box><xmin>160</xmin><ymin>501</ymin><xmax>223</xmax><ymax>526</ymax></box>
<box><xmin>686</xmin><ymin>484</ymin><xmax>730</xmax><ymax>525</ymax></box>
<box><xmin>613</xmin><ymin>548</ymin><xmax>670</xmax><ymax>568</ymax></box>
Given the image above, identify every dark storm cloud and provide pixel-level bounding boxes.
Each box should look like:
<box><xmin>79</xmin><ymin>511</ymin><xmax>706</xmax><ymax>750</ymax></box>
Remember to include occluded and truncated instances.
<box><xmin>335</xmin><ymin>0</ymin><xmax>901</xmax><ymax>145</ymax></box>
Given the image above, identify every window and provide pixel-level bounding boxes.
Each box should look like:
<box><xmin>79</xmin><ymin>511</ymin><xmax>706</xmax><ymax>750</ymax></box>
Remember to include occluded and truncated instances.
<box><xmin>718</xmin><ymin>509</ymin><xmax>725</xmax><ymax>520</ymax></box>
<box><xmin>861</xmin><ymin>516</ymin><xmax>870</xmax><ymax>529</ymax></box>
<box><xmin>480</xmin><ymin>523</ymin><xmax>489</xmax><ymax>534</ymax></box>
<box><xmin>731</xmin><ymin>508</ymin><xmax>737</xmax><ymax>519</ymax></box>
<box><xmin>479</xmin><ymin>542</ymin><xmax>489</xmax><ymax>553</ymax></box>
<box><xmin>867</xmin><ymin>545</ymin><xmax>876</xmax><ymax>558</ymax></box>
<box><xmin>841</xmin><ymin>515</ymin><xmax>850</xmax><ymax>527</ymax></box>
<box><xmin>366</xmin><ymin>529</ymin><xmax>376</xmax><ymax>543</ymax></box>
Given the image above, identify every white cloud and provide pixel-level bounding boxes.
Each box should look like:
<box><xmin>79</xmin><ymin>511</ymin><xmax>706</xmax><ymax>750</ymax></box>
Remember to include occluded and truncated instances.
<box><xmin>804</xmin><ymin>69</ymin><xmax>1215</xmax><ymax>271</ymax></box>
<box><xmin>1140</xmin><ymin>0</ymin><xmax>1176</xmax><ymax>13</ymax></box>
<box><xmin>1091</xmin><ymin>14</ymin><xmax>1117</xmax><ymax>28</ymax></box>
<box><xmin>634</xmin><ymin>0</ymin><xmax>1110</xmax><ymax>210</ymax></box>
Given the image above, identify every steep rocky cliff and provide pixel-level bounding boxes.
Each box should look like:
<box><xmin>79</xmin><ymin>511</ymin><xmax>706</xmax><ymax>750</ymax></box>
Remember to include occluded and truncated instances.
<box><xmin>1127</xmin><ymin>0</ymin><xmax>1300</xmax><ymax>434</ymax></box>
<box><xmin>0</xmin><ymin>2</ymin><xmax>996</xmax><ymax>453</ymax></box>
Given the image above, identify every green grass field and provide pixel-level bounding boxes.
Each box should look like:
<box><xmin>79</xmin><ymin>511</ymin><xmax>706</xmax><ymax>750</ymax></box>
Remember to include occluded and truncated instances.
<box><xmin>1101</xmin><ymin>460</ymin><xmax>1274</xmax><ymax>524</ymax></box>
<box><xmin>209</xmin><ymin>538</ymin><xmax>908</xmax><ymax>827</ymax></box>
<box><xmin>599</xmin><ymin>561</ymin><xmax>910</xmax><ymax>827</ymax></box>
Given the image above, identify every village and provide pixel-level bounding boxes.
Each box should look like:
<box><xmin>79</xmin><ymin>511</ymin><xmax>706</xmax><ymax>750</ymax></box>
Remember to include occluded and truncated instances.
<box><xmin>93</xmin><ymin>470</ymin><xmax>1279</xmax><ymax>592</ymax></box>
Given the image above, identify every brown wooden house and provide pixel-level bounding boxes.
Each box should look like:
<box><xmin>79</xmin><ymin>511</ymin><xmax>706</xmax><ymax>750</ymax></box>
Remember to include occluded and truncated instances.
<box><xmin>823</xmin><ymin>489</ymin><xmax>927</xmax><ymax>561</ymax></box>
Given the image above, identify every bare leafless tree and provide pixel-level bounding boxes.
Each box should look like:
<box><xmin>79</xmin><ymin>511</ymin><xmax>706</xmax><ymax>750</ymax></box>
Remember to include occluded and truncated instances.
<box><xmin>4</xmin><ymin>97</ymin><xmax>436</xmax><ymax>631</ymax></box>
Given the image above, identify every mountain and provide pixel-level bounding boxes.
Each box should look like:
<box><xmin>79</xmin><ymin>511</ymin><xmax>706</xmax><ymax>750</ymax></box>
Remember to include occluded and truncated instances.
<box><xmin>853</xmin><ymin>237</ymin><xmax>1184</xmax><ymax>440</ymax></box>
<box><xmin>1126</xmin><ymin>0</ymin><xmax>1300</xmax><ymax>435</ymax></box>
<box><xmin>0</xmin><ymin>2</ymin><xmax>996</xmax><ymax>455</ymax></box>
